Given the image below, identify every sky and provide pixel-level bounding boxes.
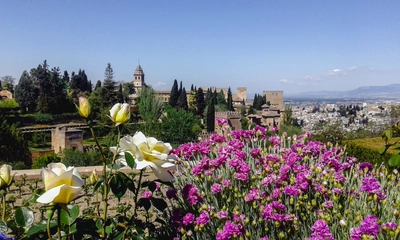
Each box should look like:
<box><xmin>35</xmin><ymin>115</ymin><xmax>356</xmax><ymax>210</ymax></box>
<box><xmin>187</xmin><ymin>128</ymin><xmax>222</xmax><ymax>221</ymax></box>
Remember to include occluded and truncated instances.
<box><xmin>1</xmin><ymin>1</ymin><xmax>399</xmax><ymax>96</ymax></box>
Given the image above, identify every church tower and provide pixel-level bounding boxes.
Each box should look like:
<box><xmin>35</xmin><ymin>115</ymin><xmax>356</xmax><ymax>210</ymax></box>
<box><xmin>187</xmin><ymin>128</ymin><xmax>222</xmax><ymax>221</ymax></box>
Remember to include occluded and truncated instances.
<box><xmin>133</xmin><ymin>64</ymin><xmax>145</xmax><ymax>87</ymax></box>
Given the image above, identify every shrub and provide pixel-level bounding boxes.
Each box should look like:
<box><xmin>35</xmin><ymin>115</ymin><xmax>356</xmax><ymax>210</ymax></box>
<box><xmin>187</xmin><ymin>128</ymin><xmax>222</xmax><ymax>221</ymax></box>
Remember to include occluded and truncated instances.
<box><xmin>32</xmin><ymin>154</ymin><xmax>61</xmax><ymax>169</ymax></box>
<box><xmin>33</xmin><ymin>112</ymin><xmax>53</xmax><ymax>124</ymax></box>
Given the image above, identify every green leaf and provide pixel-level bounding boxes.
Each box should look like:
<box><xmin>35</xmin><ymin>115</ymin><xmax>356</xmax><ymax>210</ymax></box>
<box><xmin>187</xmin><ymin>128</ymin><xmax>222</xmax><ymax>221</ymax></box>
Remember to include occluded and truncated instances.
<box><xmin>15</xmin><ymin>207</ymin><xmax>34</xmax><ymax>227</ymax></box>
<box><xmin>107</xmin><ymin>164</ymin><xmax>121</xmax><ymax>170</ymax></box>
<box><xmin>150</xmin><ymin>198</ymin><xmax>167</xmax><ymax>212</ymax></box>
<box><xmin>137</xmin><ymin>198</ymin><xmax>151</xmax><ymax>211</ymax></box>
<box><xmin>23</xmin><ymin>189</ymin><xmax>45</xmax><ymax>206</ymax></box>
<box><xmin>379</xmin><ymin>146</ymin><xmax>388</xmax><ymax>155</ymax></box>
<box><xmin>93</xmin><ymin>177</ymin><xmax>104</xmax><ymax>193</ymax></box>
<box><xmin>60</xmin><ymin>205</ymin><xmax>79</xmax><ymax>225</ymax></box>
<box><xmin>389</xmin><ymin>154</ymin><xmax>400</xmax><ymax>166</ymax></box>
<box><xmin>117</xmin><ymin>171</ymin><xmax>135</xmax><ymax>193</ymax></box>
<box><xmin>0</xmin><ymin>220</ymin><xmax>7</xmax><ymax>234</ymax></box>
<box><xmin>386</xmin><ymin>129</ymin><xmax>393</xmax><ymax>140</ymax></box>
<box><xmin>125</xmin><ymin>152</ymin><xmax>135</xmax><ymax>169</ymax></box>
<box><xmin>26</xmin><ymin>222</ymin><xmax>57</xmax><ymax>236</ymax></box>
<box><xmin>110</xmin><ymin>174</ymin><xmax>127</xmax><ymax>201</ymax></box>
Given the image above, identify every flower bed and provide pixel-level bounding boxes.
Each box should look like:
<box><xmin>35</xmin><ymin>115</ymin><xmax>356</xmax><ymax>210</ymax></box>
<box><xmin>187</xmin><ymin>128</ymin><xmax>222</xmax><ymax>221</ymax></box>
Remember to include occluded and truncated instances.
<box><xmin>168</xmin><ymin>125</ymin><xmax>400</xmax><ymax>239</ymax></box>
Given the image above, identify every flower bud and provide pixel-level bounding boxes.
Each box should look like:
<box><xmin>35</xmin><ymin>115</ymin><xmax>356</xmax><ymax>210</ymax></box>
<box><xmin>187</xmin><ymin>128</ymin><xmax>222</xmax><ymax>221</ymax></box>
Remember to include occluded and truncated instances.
<box><xmin>77</xmin><ymin>97</ymin><xmax>91</xmax><ymax>118</ymax></box>
<box><xmin>109</xmin><ymin>103</ymin><xmax>130</xmax><ymax>126</ymax></box>
<box><xmin>88</xmin><ymin>170</ymin><xmax>98</xmax><ymax>185</ymax></box>
<box><xmin>0</xmin><ymin>164</ymin><xmax>12</xmax><ymax>189</ymax></box>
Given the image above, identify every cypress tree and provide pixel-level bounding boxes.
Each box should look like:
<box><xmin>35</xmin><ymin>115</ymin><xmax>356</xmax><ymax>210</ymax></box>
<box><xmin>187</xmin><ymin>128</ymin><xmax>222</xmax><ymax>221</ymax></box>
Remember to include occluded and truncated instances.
<box><xmin>195</xmin><ymin>88</ymin><xmax>206</xmax><ymax>117</ymax></box>
<box><xmin>169</xmin><ymin>79</ymin><xmax>179</xmax><ymax>107</ymax></box>
<box><xmin>227</xmin><ymin>87</ymin><xmax>233</xmax><ymax>111</ymax></box>
<box><xmin>177</xmin><ymin>87</ymin><xmax>188</xmax><ymax>111</ymax></box>
<box><xmin>117</xmin><ymin>83</ymin><xmax>124</xmax><ymax>103</ymax></box>
<box><xmin>206</xmin><ymin>96</ymin><xmax>215</xmax><ymax>132</ymax></box>
<box><xmin>15</xmin><ymin>71</ymin><xmax>37</xmax><ymax>113</ymax></box>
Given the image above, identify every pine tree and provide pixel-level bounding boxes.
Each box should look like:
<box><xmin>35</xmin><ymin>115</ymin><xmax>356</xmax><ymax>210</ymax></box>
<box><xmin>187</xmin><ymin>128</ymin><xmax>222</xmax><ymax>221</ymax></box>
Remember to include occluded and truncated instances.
<box><xmin>95</xmin><ymin>80</ymin><xmax>102</xmax><ymax>90</ymax></box>
<box><xmin>35</xmin><ymin>60</ymin><xmax>52</xmax><ymax>113</ymax></box>
<box><xmin>227</xmin><ymin>87</ymin><xmax>233</xmax><ymax>111</ymax></box>
<box><xmin>169</xmin><ymin>79</ymin><xmax>179</xmax><ymax>107</ymax></box>
<box><xmin>15</xmin><ymin>71</ymin><xmax>37</xmax><ymax>113</ymax></box>
<box><xmin>195</xmin><ymin>88</ymin><xmax>206</xmax><ymax>117</ymax></box>
<box><xmin>101</xmin><ymin>63</ymin><xmax>118</xmax><ymax>108</ymax></box>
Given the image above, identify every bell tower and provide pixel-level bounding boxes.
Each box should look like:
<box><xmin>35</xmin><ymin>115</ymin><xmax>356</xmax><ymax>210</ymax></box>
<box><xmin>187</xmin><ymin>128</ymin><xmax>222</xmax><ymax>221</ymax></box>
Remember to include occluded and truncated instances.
<box><xmin>133</xmin><ymin>64</ymin><xmax>145</xmax><ymax>87</ymax></box>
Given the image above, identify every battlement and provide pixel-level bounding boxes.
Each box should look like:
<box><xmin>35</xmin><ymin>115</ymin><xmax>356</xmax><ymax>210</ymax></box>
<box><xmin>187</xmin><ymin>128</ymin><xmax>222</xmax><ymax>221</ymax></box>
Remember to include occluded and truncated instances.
<box><xmin>215</xmin><ymin>111</ymin><xmax>241</xmax><ymax>118</ymax></box>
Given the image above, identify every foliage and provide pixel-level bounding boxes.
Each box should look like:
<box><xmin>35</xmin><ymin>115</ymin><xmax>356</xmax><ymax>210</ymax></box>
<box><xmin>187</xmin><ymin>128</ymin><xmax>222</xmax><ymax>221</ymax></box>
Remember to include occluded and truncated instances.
<box><xmin>206</xmin><ymin>99</ymin><xmax>215</xmax><ymax>132</ymax></box>
<box><xmin>195</xmin><ymin>88</ymin><xmax>206</xmax><ymax>118</ymax></box>
<box><xmin>59</xmin><ymin>148</ymin><xmax>102</xmax><ymax>167</ymax></box>
<box><xmin>0</xmin><ymin>116</ymin><xmax>32</xmax><ymax>168</ymax></box>
<box><xmin>137</xmin><ymin>87</ymin><xmax>163</xmax><ymax>137</ymax></box>
<box><xmin>176</xmin><ymin>87</ymin><xmax>188</xmax><ymax>111</ymax></box>
<box><xmin>227</xmin><ymin>87</ymin><xmax>233</xmax><ymax>111</ymax></box>
<box><xmin>169</xmin><ymin>79</ymin><xmax>179</xmax><ymax>108</ymax></box>
<box><xmin>279</xmin><ymin>124</ymin><xmax>303</xmax><ymax>136</ymax></box>
<box><xmin>100</xmin><ymin>63</ymin><xmax>118</xmax><ymax>109</ymax></box>
<box><xmin>282</xmin><ymin>105</ymin><xmax>293</xmax><ymax>125</ymax></box>
<box><xmin>31</xmin><ymin>132</ymin><xmax>50</xmax><ymax>148</ymax></box>
<box><xmin>171</xmin><ymin>127</ymin><xmax>400</xmax><ymax>239</ymax></box>
<box><xmin>32</xmin><ymin>153</ymin><xmax>61</xmax><ymax>169</ymax></box>
<box><xmin>0</xmin><ymin>99</ymin><xmax>19</xmax><ymax>114</ymax></box>
<box><xmin>312</xmin><ymin>120</ymin><xmax>347</xmax><ymax>144</ymax></box>
<box><xmin>381</xmin><ymin>122</ymin><xmax>400</xmax><ymax>166</ymax></box>
<box><xmin>160</xmin><ymin>105</ymin><xmax>202</xmax><ymax>145</ymax></box>
<box><xmin>344</xmin><ymin>142</ymin><xmax>393</xmax><ymax>168</ymax></box>
<box><xmin>252</xmin><ymin>93</ymin><xmax>266</xmax><ymax>110</ymax></box>
<box><xmin>33</xmin><ymin>112</ymin><xmax>53</xmax><ymax>124</ymax></box>
<box><xmin>14</xmin><ymin>70</ymin><xmax>37</xmax><ymax>113</ymax></box>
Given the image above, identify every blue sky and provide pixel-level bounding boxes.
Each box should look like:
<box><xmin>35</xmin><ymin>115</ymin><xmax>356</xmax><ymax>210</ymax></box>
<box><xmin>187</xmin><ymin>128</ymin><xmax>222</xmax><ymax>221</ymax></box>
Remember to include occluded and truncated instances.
<box><xmin>1</xmin><ymin>1</ymin><xmax>399</xmax><ymax>95</ymax></box>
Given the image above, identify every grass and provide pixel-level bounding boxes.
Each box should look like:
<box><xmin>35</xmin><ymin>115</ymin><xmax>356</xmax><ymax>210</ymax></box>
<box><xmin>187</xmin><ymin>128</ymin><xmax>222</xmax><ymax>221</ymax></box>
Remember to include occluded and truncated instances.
<box><xmin>344</xmin><ymin>137</ymin><xmax>400</xmax><ymax>155</ymax></box>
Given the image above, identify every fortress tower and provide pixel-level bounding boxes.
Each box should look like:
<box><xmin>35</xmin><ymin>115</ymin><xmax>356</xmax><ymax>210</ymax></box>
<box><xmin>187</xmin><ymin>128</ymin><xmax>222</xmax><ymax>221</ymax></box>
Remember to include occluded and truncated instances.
<box><xmin>133</xmin><ymin>64</ymin><xmax>145</xmax><ymax>88</ymax></box>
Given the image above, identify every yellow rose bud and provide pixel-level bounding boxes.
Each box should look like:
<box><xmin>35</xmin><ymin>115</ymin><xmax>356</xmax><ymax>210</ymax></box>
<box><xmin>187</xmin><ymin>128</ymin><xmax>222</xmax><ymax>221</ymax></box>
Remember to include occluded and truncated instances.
<box><xmin>77</xmin><ymin>97</ymin><xmax>91</xmax><ymax>118</ymax></box>
<box><xmin>0</xmin><ymin>164</ymin><xmax>12</xmax><ymax>189</ymax></box>
<box><xmin>88</xmin><ymin>170</ymin><xmax>98</xmax><ymax>185</ymax></box>
<box><xmin>109</xmin><ymin>103</ymin><xmax>130</xmax><ymax>126</ymax></box>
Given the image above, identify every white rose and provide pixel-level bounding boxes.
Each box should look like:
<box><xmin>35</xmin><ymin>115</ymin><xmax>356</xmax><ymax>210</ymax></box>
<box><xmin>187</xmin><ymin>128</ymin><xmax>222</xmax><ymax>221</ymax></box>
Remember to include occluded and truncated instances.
<box><xmin>111</xmin><ymin>131</ymin><xmax>176</xmax><ymax>181</ymax></box>
<box><xmin>37</xmin><ymin>163</ymin><xmax>83</xmax><ymax>204</ymax></box>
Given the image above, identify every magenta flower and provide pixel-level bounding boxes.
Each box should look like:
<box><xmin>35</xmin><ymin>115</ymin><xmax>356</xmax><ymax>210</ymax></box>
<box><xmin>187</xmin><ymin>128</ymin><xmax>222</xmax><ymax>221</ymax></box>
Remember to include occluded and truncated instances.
<box><xmin>360</xmin><ymin>177</ymin><xmax>382</xmax><ymax>194</ymax></box>
<box><xmin>211</xmin><ymin>183</ymin><xmax>222</xmax><ymax>194</ymax></box>
<box><xmin>306</xmin><ymin>220</ymin><xmax>334</xmax><ymax>240</ymax></box>
<box><xmin>196</xmin><ymin>211</ymin><xmax>210</xmax><ymax>226</ymax></box>
<box><xmin>217</xmin><ymin>210</ymin><xmax>229</xmax><ymax>219</ymax></box>
<box><xmin>182</xmin><ymin>213</ymin><xmax>195</xmax><ymax>226</ymax></box>
<box><xmin>182</xmin><ymin>184</ymin><xmax>204</xmax><ymax>205</ymax></box>
<box><xmin>222</xmin><ymin>179</ymin><xmax>231</xmax><ymax>187</ymax></box>
<box><xmin>351</xmin><ymin>215</ymin><xmax>380</xmax><ymax>239</ymax></box>
<box><xmin>141</xmin><ymin>190</ymin><xmax>152</xmax><ymax>199</ymax></box>
<box><xmin>216</xmin><ymin>118</ymin><xmax>228</xmax><ymax>126</ymax></box>
<box><xmin>283</xmin><ymin>185</ymin><xmax>301</xmax><ymax>196</ymax></box>
<box><xmin>166</xmin><ymin>189</ymin><xmax>177</xmax><ymax>199</ymax></box>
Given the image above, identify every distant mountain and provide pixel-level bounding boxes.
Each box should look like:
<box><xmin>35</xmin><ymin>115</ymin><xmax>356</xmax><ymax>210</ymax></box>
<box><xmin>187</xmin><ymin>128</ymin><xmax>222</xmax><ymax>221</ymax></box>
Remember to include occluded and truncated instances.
<box><xmin>287</xmin><ymin>84</ymin><xmax>400</xmax><ymax>100</ymax></box>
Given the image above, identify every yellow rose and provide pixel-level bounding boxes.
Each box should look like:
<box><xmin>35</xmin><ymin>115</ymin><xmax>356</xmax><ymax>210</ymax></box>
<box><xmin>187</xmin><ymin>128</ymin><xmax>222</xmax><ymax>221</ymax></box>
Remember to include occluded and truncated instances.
<box><xmin>0</xmin><ymin>164</ymin><xmax>12</xmax><ymax>189</ymax></box>
<box><xmin>111</xmin><ymin>131</ymin><xmax>176</xmax><ymax>181</ymax></box>
<box><xmin>109</xmin><ymin>103</ymin><xmax>130</xmax><ymax>126</ymax></box>
<box><xmin>77</xmin><ymin>97</ymin><xmax>91</xmax><ymax>118</ymax></box>
<box><xmin>37</xmin><ymin>163</ymin><xmax>83</xmax><ymax>205</ymax></box>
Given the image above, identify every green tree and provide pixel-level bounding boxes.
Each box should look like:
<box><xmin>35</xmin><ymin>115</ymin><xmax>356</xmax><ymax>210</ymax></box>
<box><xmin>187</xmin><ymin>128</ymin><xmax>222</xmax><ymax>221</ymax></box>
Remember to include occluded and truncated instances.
<box><xmin>206</xmin><ymin>95</ymin><xmax>215</xmax><ymax>132</ymax></box>
<box><xmin>283</xmin><ymin>105</ymin><xmax>293</xmax><ymax>125</ymax></box>
<box><xmin>195</xmin><ymin>88</ymin><xmax>206</xmax><ymax>117</ymax></box>
<box><xmin>15</xmin><ymin>71</ymin><xmax>37</xmax><ymax>113</ymax></box>
<box><xmin>188</xmin><ymin>89</ymin><xmax>197</xmax><ymax>113</ymax></box>
<box><xmin>34</xmin><ymin>60</ymin><xmax>52</xmax><ymax>113</ymax></box>
<box><xmin>217</xmin><ymin>90</ymin><xmax>226</xmax><ymax>105</ymax></box>
<box><xmin>169</xmin><ymin>79</ymin><xmax>179</xmax><ymax>107</ymax></box>
<box><xmin>117</xmin><ymin>83</ymin><xmax>124</xmax><ymax>103</ymax></box>
<box><xmin>312</xmin><ymin>120</ymin><xmax>347</xmax><ymax>144</ymax></box>
<box><xmin>176</xmin><ymin>87</ymin><xmax>188</xmax><ymax>111</ymax></box>
<box><xmin>0</xmin><ymin>116</ymin><xmax>32</xmax><ymax>169</ymax></box>
<box><xmin>160</xmin><ymin>105</ymin><xmax>202</xmax><ymax>145</ymax></box>
<box><xmin>138</xmin><ymin>86</ymin><xmax>163</xmax><ymax>137</ymax></box>
<box><xmin>100</xmin><ymin>63</ymin><xmax>118</xmax><ymax>108</ymax></box>
<box><xmin>0</xmin><ymin>75</ymin><xmax>15</xmax><ymax>93</ymax></box>
<box><xmin>227</xmin><ymin>87</ymin><xmax>233</xmax><ymax>111</ymax></box>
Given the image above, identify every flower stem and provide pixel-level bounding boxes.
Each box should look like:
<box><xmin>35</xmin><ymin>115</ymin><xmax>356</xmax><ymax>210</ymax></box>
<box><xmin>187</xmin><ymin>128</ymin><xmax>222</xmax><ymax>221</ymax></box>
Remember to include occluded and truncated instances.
<box><xmin>46</xmin><ymin>207</ymin><xmax>54</xmax><ymax>240</ymax></box>
<box><xmin>1</xmin><ymin>192</ymin><xmax>5</xmax><ymax>221</ymax></box>
<box><xmin>133</xmin><ymin>169</ymin><xmax>144</xmax><ymax>217</ymax></box>
<box><xmin>57</xmin><ymin>206</ymin><xmax>61</xmax><ymax>240</ymax></box>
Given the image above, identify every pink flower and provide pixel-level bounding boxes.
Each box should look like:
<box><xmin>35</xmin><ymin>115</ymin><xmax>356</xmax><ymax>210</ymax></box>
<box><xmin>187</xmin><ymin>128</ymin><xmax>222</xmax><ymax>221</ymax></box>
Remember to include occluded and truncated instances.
<box><xmin>211</xmin><ymin>183</ymin><xmax>222</xmax><ymax>194</ymax></box>
<box><xmin>217</xmin><ymin>210</ymin><xmax>229</xmax><ymax>219</ymax></box>
<box><xmin>196</xmin><ymin>211</ymin><xmax>210</xmax><ymax>226</ymax></box>
<box><xmin>141</xmin><ymin>190</ymin><xmax>152</xmax><ymax>199</ymax></box>
<box><xmin>222</xmin><ymin>180</ymin><xmax>231</xmax><ymax>187</ymax></box>
<box><xmin>182</xmin><ymin>213</ymin><xmax>195</xmax><ymax>226</ymax></box>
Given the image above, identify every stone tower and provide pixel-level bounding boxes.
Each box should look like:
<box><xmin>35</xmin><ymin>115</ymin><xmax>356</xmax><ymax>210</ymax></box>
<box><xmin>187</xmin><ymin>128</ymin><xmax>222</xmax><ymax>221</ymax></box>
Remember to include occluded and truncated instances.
<box><xmin>263</xmin><ymin>91</ymin><xmax>284</xmax><ymax>111</ymax></box>
<box><xmin>133</xmin><ymin>64</ymin><xmax>145</xmax><ymax>88</ymax></box>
